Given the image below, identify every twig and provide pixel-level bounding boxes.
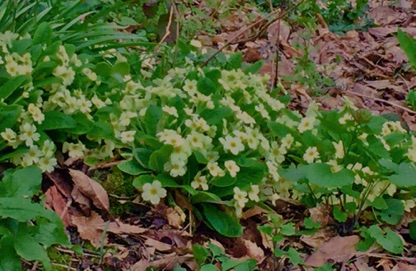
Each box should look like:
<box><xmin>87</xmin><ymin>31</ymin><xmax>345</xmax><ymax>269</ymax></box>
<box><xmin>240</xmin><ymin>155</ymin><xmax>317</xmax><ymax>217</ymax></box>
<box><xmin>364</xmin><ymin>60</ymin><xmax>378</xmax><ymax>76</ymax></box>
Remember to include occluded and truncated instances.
<box><xmin>272</xmin><ymin>17</ymin><xmax>280</xmax><ymax>89</ymax></box>
<box><xmin>153</xmin><ymin>4</ymin><xmax>175</xmax><ymax>53</ymax></box>
<box><xmin>345</xmin><ymin>90</ymin><xmax>416</xmax><ymax>114</ymax></box>
<box><xmin>52</xmin><ymin>263</ymin><xmax>77</xmax><ymax>271</ymax></box>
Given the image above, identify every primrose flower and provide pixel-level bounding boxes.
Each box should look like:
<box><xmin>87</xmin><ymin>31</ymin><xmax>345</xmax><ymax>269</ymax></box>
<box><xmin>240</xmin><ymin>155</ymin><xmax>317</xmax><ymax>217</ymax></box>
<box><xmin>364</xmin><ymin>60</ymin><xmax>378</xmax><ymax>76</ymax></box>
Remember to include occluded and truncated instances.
<box><xmin>298</xmin><ymin>116</ymin><xmax>315</xmax><ymax>133</ymax></box>
<box><xmin>28</xmin><ymin>104</ymin><xmax>45</xmax><ymax>124</ymax></box>
<box><xmin>162</xmin><ymin>106</ymin><xmax>179</xmax><ymax>118</ymax></box>
<box><xmin>333</xmin><ymin>141</ymin><xmax>344</xmax><ymax>159</ymax></box>
<box><xmin>191</xmin><ymin>174</ymin><xmax>209</xmax><ymax>191</ymax></box>
<box><xmin>19</xmin><ymin>123</ymin><xmax>40</xmax><ymax>147</ymax></box>
<box><xmin>53</xmin><ymin>65</ymin><xmax>75</xmax><ymax>86</ymax></box>
<box><xmin>339</xmin><ymin>113</ymin><xmax>353</xmax><ymax>125</ymax></box>
<box><xmin>303</xmin><ymin>146</ymin><xmax>320</xmax><ymax>164</ymax></box>
<box><xmin>62</xmin><ymin>141</ymin><xmax>86</xmax><ymax>158</ymax></box>
<box><xmin>281</xmin><ymin>134</ymin><xmax>294</xmax><ymax>149</ymax></box>
<box><xmin>224</xmin><ymin>160</ymin><xmax>240</xmax><ymax>177</ymax></box>
<box><xmin>266</xmin><ymin>161</ymin><xmax>280</xmax><ymax>181</ymax></box>
<box><xmin>141</xmin><ymin>180</ymin><xmax>167</xmax><ymax>205</ymax></box>
<box><xmin>219</xmin><ymin>135</ymin><xmax>244</xmax><ymax>155</ymax></box>
<box><xmin>1</xmin><ymin>128</ymin><xmax>17</xmax><ymax>143</ymax></box>
<box><xmin>207</xmin><ymin>162</ymin><xmax>225</xmax><ymax>177</ymax></box>
<box><xmin>248</xmin><ymin>185</ymin><xmax>260</xmax><ymax>202</ymax></box>
<box><xmin>255</xmin><ymin>103</ymin><xmax>270</xmax><ymax>120</ymax></box>
<box><xmin>233</xmin><ymin>187</ymin><xmax>248</xmax><ymax>208</ymax></box>
<box><xmin>407</xmin><ymin>148</ymin><xmax>416</xmax><ymax>163</ymax></box>
<box><xmin>37</xmin><ymin>156</ymin><xmax>57</xmax><ymax>173</ymax></box>
<box><xmin>120</xmin><ymin>130</ymin><xmax>136</xmax><ymax>144</ymax></box>
<box><xmin>183</xmin><ymin>79</ymin><xmax>198</xmax><ymax>96</ymax></box>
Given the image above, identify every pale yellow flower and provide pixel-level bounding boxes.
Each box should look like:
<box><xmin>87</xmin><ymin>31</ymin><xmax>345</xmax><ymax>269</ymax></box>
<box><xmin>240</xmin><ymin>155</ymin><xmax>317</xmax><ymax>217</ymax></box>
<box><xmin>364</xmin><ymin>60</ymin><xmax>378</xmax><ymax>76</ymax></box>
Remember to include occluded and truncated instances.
<box><xmin>224</xmin><ymin>160</ymin><xmax>240</xmax><ymax>177</ymax></box>
<box><xmin>142</xmin><ymin>180</ymin><xmax>167</xmax><ymax>205</ymax></box>
<box><xmin>303</xmin><ymin>146</ymin><xmax>319</xmax><ymax>164</ymax></box>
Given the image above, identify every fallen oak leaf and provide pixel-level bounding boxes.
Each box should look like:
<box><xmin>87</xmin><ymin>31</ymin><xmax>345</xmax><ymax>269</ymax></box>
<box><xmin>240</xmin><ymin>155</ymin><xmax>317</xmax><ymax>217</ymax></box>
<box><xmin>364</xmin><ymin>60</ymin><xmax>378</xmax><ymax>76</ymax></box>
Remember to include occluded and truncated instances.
<box><xmin>71</xmin><ymin>211</ymin><xmax>106</xmax><ymax>248</ymax></box>
<box><xmin>97</xmin><ymin>219</ymin><xmax>147</xmax><ymax>235</ymax></box>
<box><xmin>144</xmin><ymin>238</ymin><xmax>172</xmax><ymax>252</ymax></box>
<box><xmin>306</xmin><ymin>235</ymin><xmax>359</xmax><ymax>267</ymax></box>
<box><xmin>69</xmin><ymin>169</ymin><xmax>110</xmax><ymax>212</ymax></box>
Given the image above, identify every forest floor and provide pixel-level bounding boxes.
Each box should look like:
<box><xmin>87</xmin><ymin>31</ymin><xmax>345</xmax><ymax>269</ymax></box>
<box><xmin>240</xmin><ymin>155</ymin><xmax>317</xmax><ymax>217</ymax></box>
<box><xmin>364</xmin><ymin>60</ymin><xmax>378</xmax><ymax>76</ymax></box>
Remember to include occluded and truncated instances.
<box><xmin>41</xmin><ymin>1</ymin><xmax>416</xmax><ymax>270</ymax></box>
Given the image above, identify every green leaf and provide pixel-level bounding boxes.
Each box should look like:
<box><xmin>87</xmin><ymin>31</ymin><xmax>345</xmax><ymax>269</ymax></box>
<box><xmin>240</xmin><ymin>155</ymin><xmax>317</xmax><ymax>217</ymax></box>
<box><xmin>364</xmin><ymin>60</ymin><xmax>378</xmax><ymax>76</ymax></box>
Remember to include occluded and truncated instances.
<box><xmin>191</xmin><ymin>191</ymin><xmax>222</xmax><ymax>204</ymax></box>
<box><xmin>192</xmin><ymin>244</ymin><xmax>210</xmax><ymax>265</ymax></box>
<box><xmin>304</xmin><ymin>217</ymin><xmax>320</xmax><ymax>230</ymax></box>
<box><xmin>38</xmin><ymin>111</ymin><xmax>77</xmax><ymax>130</ymax></box>
<box><xmin>197</xmin><ymin>76</ymin><xmax>216</xmax><ymax>95</ymax></box>
<box><xmin>397</xmin><ymin>29</ymin><xmax>416</xmax><ymax>70</ymax></box>
<box><xmin>0</xmin><ymin>104</ymin><xmax>22</xmax><ymax>132</ymax></box>
<box><xmin>0</xmin><ymin>198</ymin><xmax>57</xmax><ymax>222</ymax></box>
<box><xmin>0</xmin><ymin>235</ymin><xmax>21</xmax><ymax>271</ymax></box>
<box><xmin>112</xmin><ymin>61</ymin><xmax>130</xmax><ymax>77</ymax></box>
<box><xmin>208</xmin><ymin>242</ymin><xmax>224</xmax><ymax>257</ymax></box>
<box><xmin>333</xmin><ymin>205</ymin><xmax>348</xmax><ymax>223</ymax></box>
<box><xmin>0</xmin><ymin>75</ymin><xmax>31</xmax><ymax>100</ymax></box>
<box><xmin>368</xmin><ymin>225</ymin><xmax>403</xmax><ymax>254</ymax></box>
<box><xmin>62</xmin><ymin>115</ymin><xmax>92</xmax><ymax>135</ymax></box>
<box><xmin>0</xmin><ymin>166</ymin><xmax>42</xmax><ymax>197</ymax></box>
<box><xmin>133</xmin><ymin>148</ymin><xmax>153</xmax><ymax>169</ymax></box>
<box><xmin>211</xmin><ymin>174</ymin><xmax>236</xmax><ymax>187</ymax></box>
<box><xmin>33</xmin><ymin>22</ymin><xmax>52</xmax><ymax>45</ymax></box>
<box><xmin>148</xmin><ymin>145</ymin><xmax>173</xmax><ymax>173</ymax></box>
<box><xmin>390</xmin><ymin>163</ymin><xmax>416</xmax><ymax>188</ymax></box>
<box><xmin>132</xmin><ymin>175</ymin><xmax>154</xmax><ymax>189</ymax></box>
<box><xmin>200</xmin><ymin>264</ymin><xmax>220</xmax><ymax>271</ymax></box>
<box><xmin>117</xmin><ymin>160</ymin><xmax>149</xmax><ymax>175</ymax></box>
<box><xmin>378</xmin><ymin>198</ymin><xmax>404</xmax><ymax>225</ymax></box>
<box><xmin>144</xmin><ymin>105</ymin><xmax>163</xmax><ymax>136</ymax></box>
<box><xmin>287</xmin><ymin>247</ymin><xmax>303</xmax><ymax>265</ymax></box>
<box><xmin>304</xmin><ymin>163</ymin><xmax>355</xmax><ymax>188</ymax></box>
<box><xmin>267</xmin><ymin>121</ymin><xmax>293</xmax><ymax>138</ymax></box>
<box><xmin>201</xmin><ymin>204</ymin><xmax>242</xmax><ymax>237</ymax></box>
<box><xmin>244</xmin><ymin>60</ymin><xmax>263</xmax><ymax>74</ymax></box>
<box><xmin>409</xmin><ymin>221</ymin><xmax>416</xmax><ymax>240</ymax></box>
<box><xmin>95</xmin><ymin>62</ymin><xmax>112</xmax><ymax>77</ymax></box>
<box><xmin>280</xmin><ymin>223</ymin><xmax>296</xmax><ymax>236</ymax></box>
<box><xmin>226</xmin><ymin>52</ymin><xmax>243</xmax><ymax>70</ymax></box>
<box><xmin>14</xmin><ymin>226</ymin><xmax>51</xmax><ymax>270</ymax></box>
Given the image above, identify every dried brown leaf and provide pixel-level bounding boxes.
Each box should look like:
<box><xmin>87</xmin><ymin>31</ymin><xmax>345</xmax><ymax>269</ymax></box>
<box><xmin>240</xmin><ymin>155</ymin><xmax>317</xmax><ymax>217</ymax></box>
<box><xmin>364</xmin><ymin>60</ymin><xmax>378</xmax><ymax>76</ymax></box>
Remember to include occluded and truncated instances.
<box><xmin>69</xmin><ymin>169</ymin><xmax>110</xmax><ymax>212</ymax></box>
<box><xmin>144</xmin><ymin>238</ymin><xmax>172</xmax><ymax>252</ymax></box>
<box><xmin>71</xmin><ymin>211</ymin><xmax>106</xmax><ymax>248</ymax></box>
<box><xmin>306</xmin><ymin>235</ymin><xmax>360</xmax><ymax>267</ymax></box>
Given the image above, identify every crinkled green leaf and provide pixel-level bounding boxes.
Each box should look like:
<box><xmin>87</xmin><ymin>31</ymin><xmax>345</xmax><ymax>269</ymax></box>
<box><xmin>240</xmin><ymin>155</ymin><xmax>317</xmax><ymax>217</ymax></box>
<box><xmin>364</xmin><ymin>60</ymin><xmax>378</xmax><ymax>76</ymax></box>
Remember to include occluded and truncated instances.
<box><xmin>368</xmin><ymin>225</ymin><xmax>403</xmax><ymax>254</ymax></box>
<box><xmin>201</xmin><ymin>204</ymin><xmax>242</xmax><ymax>237</ymax></box>
<box><xmin>304</xmin><ymin>163</ymin><xmax>355</xmax><ymax>188</ymax></box>
<box><xmin>0</xmin><ymin>166</ymin><xmax>42</xmax><ymax>198</ymax></box>
<box><xmin>390</xmin><ymin>163</ymin><xmax>416</xmax><ymax>187</ymax></box>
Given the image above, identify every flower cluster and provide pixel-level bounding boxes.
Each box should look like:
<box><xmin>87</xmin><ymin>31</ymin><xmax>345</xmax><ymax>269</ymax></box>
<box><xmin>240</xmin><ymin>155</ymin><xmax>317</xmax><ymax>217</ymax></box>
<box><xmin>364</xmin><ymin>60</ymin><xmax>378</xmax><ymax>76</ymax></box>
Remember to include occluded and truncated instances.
<box><xmin>1</xmin><ymin>28</ymin><xmax>415</xmax><ymax>221</ymax></box>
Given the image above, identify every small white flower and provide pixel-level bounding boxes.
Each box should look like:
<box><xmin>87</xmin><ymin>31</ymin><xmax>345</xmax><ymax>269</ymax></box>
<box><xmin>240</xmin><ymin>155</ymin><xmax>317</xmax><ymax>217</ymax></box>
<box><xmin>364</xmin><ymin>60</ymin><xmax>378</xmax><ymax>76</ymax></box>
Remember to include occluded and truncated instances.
<box><xmin>233</xmin><ymin>187</ymin><xmax>248</xmax><ymax>208</ymax></box>
<box><xmin>219</xmin><ymin>135</ymin><xmax>244</xmax><ymax>155</ymax></box>
<box><xmin>303</xmin><ymin>146</ymin><xmax>320</xmax><ymax>164</ymax></box>
<box><xmin>191</xmin><ymin>174</ymin><xmax>209</xmax><ymax>191</ymax></box>
<box><xmin>141</xmin><ymin>180</ymin><xmax>167</xmax><ymax>205</ymax></box>
<box><xmin>162</xmin><ymin>106</ymin><xmax>179</xmax><ymax>118</ymax></box>
<box><xmin>333</xmin><ymin>141</ymin><xmax>344</xmax><ymax>159</ymax></box>
<box><xmin>19</xmin><ymin>123</ymin><xmax>40</xmax><ymax>147</ymax></box>
<box><xmin>298</xmin><ymin>116</ymin><xmax>315</xmax><ymax>133</ymax></box>
<box><xmin>120</xmin><ymin>130</ymin><xmax>136</xmax><ymax>144</ymax></box>
<box><xmin>248</xmin><ymin>185</ymin><xmax>260</xmax><ymax>202</ymax></box>
<box><xmin>224</xmin><ymin>160</ymin><xmax>240</xmax><ymax>177</ymax></box>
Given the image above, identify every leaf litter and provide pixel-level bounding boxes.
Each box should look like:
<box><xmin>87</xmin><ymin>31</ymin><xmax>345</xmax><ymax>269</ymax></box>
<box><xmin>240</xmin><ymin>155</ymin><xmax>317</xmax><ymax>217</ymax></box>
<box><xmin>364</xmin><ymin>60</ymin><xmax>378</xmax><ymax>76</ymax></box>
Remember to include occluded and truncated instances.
<box><xmin>37</xmin><ymin>0</ymin><xmax>416</xmax><ymax>270</ymax></box>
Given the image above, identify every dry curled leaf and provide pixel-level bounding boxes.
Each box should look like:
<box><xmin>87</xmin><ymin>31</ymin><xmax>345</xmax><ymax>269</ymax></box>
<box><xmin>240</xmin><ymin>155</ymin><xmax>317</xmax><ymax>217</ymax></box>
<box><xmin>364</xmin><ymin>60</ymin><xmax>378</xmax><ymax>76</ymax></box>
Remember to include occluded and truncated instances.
<box><xmin>69</xmin><ymin>169</ymin><xmax>110</xmax><ymax>212</ymax></box>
